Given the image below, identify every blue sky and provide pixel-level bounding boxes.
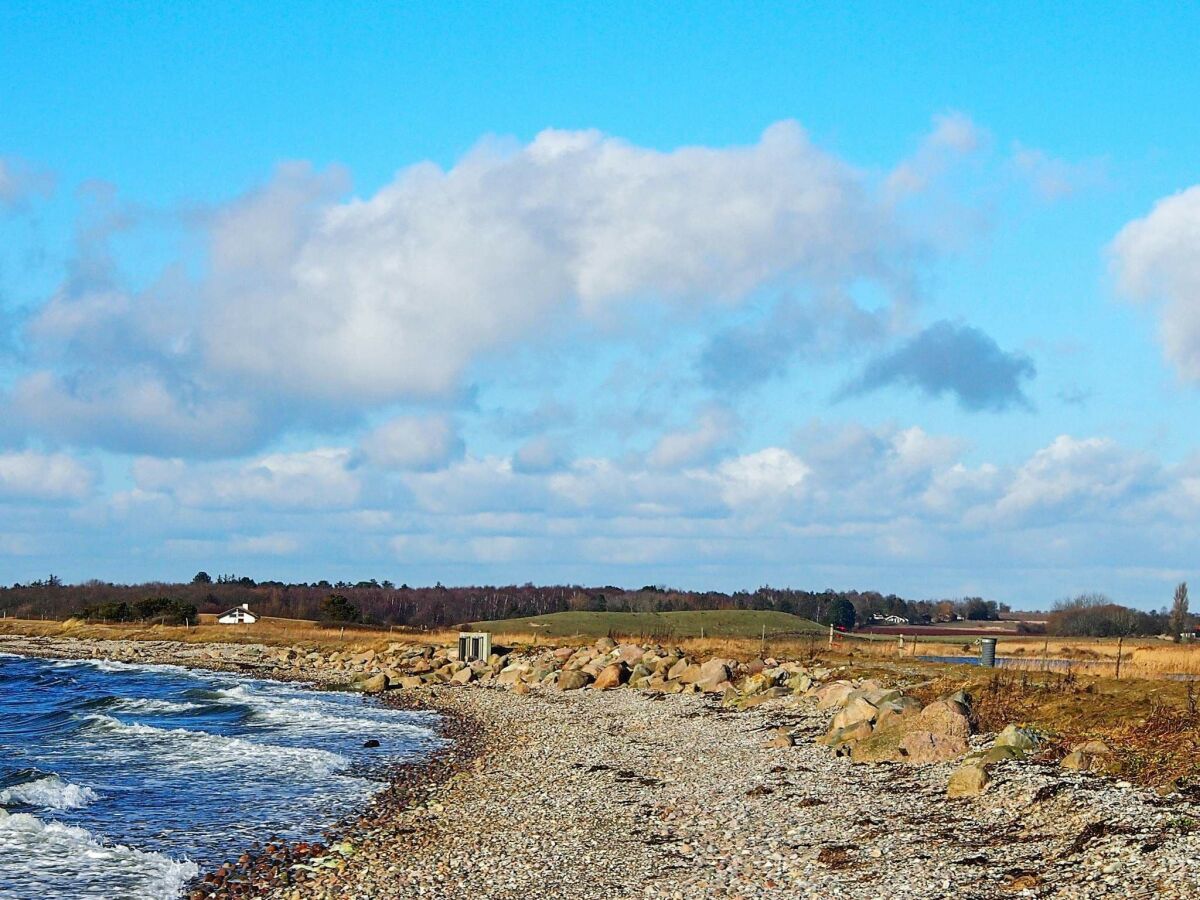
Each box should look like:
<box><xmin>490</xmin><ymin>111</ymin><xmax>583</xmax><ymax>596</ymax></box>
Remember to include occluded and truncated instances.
<box><xmin>2</xmin><ymin>2</ymin><xmax>1200</xmax><ymax>608</ymax></box>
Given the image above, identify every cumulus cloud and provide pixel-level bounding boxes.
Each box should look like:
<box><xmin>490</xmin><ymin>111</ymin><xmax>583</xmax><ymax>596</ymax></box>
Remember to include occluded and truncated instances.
<box><xmin>0</xmin><ymin>451</ymin><xmax>94</xmax><ymax>501</ymax></box>
<box><xmin>994</xmin><ymin>436</ymin><xmax>1162</xmax><ymax>521</ymax></box>
<box><xmin>1111</xmin><ymin>186</ymin><xmax>1200</xmax><ymax>381</ymax></box>
<box><xmin>10</xmin><ymin>122</ymin><xmax>914</xmax><ymax>454</ymax></box>
<box><xmin>838</xmin><ymin>321</ymin><xmax>1035</xmax><ymax>411</ymax></box>
<box><xmin>355</xmin><ymin>414</ymin><xmax>463</xmax><ymax>471</ymax></box>
<box><xmin>133</xmin><ymin>448</ymin><xmax>360</xmax><ymax>510</ymax></box>
<box><xmin>648</xmin><ymin>407</ymin><xmax>738</xmax><ymax>469</ymax></box>
<box><xmin>0</xmin><ymin>157</ymin><xmax>54</xmax><ymax>210</ymax></box>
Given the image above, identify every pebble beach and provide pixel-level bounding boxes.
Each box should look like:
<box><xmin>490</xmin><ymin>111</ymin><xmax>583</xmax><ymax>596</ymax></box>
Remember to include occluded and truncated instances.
<box><xmin>3</xmin><ymin>633</ymin><xmax>1200</xmax><ymax>899</ymax></box>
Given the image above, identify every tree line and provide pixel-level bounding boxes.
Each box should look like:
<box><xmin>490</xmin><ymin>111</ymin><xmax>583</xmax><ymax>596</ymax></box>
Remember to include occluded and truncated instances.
<box><xmin>0</xmin><ymin>574</ymin><xmax>1012</xmax><ymax>630</ymax></box>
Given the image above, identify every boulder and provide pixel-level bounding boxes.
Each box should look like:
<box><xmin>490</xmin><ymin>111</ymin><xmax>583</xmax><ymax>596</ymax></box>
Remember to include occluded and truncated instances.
<box><xmin>558</xmin><ymin>670</ymin><xmax>593</xmax><ymax>691</ymax></box>
<box><xmin>512</xmin><ymin>680</ymin><xmax>530</xmax><ymax>695</ymax></box>
<box><xmin>947</xmin><ymin>761</ymin><xmax>990</xmax><ymax>798</ymax></box>
<box><xmin>980</xmin><ymin>745</ymin><xmax>1025</xmax><ymax>765</ymax></box>
<box><xmin>814</xmin><ymin>681</ymin><xmax>856</xmax><ymax>710</ymax></box>
<box><xmin>849</xmin><ymin>726</ymin><xmax>907</xmax><ymax>764</ymax></box>
<box><xmin>667</xmin><ymin>658</ymin><xmax>692</xmax><ymax>681</ymax></box>
<box><xmin>874</xmin><ymin>697</ymin><xmax>922</xmax><ymax>730</ymax></box>
<box><xmin>357</xmin><ymin>673</ymin><xmax>388</xmax><ymax>694</ymax></box>
<box><xmin>898</xmin><ymin>731</ymin><xmax>968</xmax><ymax>765</ymax></box>
<box><xmin>593</xmin><ymin>663</ymin><xmax>628</xmax><ymax>691</ymax></box>
<box><xmin>451</xmin><ymin>667</ymin><xmax>474</xmax><ymax>685</ymax></box>
<box><xmin>614</xmin><ymin>644</ymin><xmax>646</xmax><ymax>666</ymax></box>
<box><xmin>995</xmin><ymin>724</ymin><xmax>1040</xmax><ymax>752</ymax></box>
<box><xmin>822</xmin><ymin>720</ymin><xmax>873</xmax><ymax>754</ymax></box>
<box><xmin>916</xmin><ymin>699</ymin><xmax>973</xmax><ymax>743</ymax></box>
<box><xmin>830</xmin><ymin>696</ymin><xmax>879</xmax><ymax>731</ymax></box>
<box><xmin>395</xmin><ymin>676</ymin><xmax>424</xmax><ymax>690</ymax></box>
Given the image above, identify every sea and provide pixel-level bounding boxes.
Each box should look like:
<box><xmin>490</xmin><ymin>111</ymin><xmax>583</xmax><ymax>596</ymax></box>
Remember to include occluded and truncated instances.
<box><xmin>0</xmin><ymin>653</ymin><xmax>441</xmax><ymax>900</ymax></box>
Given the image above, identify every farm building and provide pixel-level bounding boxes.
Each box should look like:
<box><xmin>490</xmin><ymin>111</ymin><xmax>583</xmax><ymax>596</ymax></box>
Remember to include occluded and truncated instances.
<box><xmin>217</xmin><ymin>603</ymin><xmax>259</xmax><ymax>625</ymax></box>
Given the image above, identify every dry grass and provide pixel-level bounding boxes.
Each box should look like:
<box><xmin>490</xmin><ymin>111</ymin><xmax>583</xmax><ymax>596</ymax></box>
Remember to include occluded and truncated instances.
<box><xmin>0</xmin><ymin>617</ymin><xmax>459</xmax><ymax>654</ymax></box>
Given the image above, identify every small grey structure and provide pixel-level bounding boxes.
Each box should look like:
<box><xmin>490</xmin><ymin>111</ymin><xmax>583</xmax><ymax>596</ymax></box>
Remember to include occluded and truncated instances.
<box><xmin>458</xmin><ymin>631</ymin><xmax>492</xmax><ymax>662</ymax></box>
<box><xmin>979</xmin><ymin>637</ymin><xmax>997</xmax><ymax>667</ymax></box>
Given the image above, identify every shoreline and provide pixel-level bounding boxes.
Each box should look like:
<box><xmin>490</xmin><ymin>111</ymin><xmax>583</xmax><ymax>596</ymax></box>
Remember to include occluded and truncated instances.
<box><xmin>6</xmin><ymin>633</ymin><xmax>1200</xmax><ymax>898</ymax></box>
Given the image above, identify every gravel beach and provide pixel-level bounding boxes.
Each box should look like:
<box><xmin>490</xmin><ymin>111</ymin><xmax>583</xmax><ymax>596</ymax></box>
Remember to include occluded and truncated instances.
<box><xmin>4</xmin><ymin>633</ymin><xmax>1200</xmax><ymax>899</ymax></box>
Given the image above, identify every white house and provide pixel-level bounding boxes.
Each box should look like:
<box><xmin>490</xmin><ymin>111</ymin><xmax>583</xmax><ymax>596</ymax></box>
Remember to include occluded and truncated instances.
<box><xmin>217</xmin><ymin>603</ymin><xmax>259</xmax><ymax>625</ymax></box>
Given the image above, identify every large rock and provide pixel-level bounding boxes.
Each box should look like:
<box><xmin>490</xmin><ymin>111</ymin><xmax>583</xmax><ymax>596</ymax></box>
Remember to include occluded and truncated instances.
<box><xmin>947</xmin><ymin>761</ymin><xmax>990</xmax><ymax>798</ymax></box>
<box><xmin>822</xmin><ymin>720</ymin><xmax>873</xmax><ymax>754</ymax></box>
<box><xmin>814</xmin><ymin>681</ymin><xmax>856</xmax><ymax>710</ymax></box>
<box><xmin>995</xmin><ymin>724</ymin><xmax>1040</xmax><ymax>752</ymax></box>
<box><xmin>899</xmin><ymin>730</ymin><xmax>968</xmax><ymax>764</ymax></box>
<box><xmin>614</xmin><ymin>644</ymin><xmax>646</xmax><ymax>666</ymax></box>
<box><xmin>357</xmin><ymin>673</ymin><xmax>388</xmax><ymax>694</ymax></box>
<box><xmin>450</xmin><ymin>667</ymin><xmax>474</xmax><ymax>685</ymax></box>
<box><xmin>557</xmin><ymin>670</ymin><xmax>593</xmax><ymax>691</ymax></box>
<box><xmin>667</xmin><ymin>658</ymin><xmax>692</xmax><ymax>680</ymax></box>
<box><xmin>831</xmin><ymin>696</ymin><xmax>879</xmax><ymax>731</ymax></box>
<box><xmin>593</xmin><ymin>663</ymin><xmax>628</xmax><ymax>690</ymax></box>
<box><xmin>874</xmin><ymin>697</ymin><xmax>922</xmax><ymax>730</ymax></box>
<box><xmin>1061</xmin><ymin>740</ymin><xmax>1115</xmax><ymax>773</ymax></box>
<box><xmin>915</xmin><ymin>699</ymin><xmax>972</xmax><ymax>743</ymax></box>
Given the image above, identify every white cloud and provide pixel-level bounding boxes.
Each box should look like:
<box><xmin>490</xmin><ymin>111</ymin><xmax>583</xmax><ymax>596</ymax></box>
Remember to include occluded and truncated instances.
<box><xmin>0</xmin><ymin>451</ymin><xmax>94</xmax><ymax>502</ymax></box>
<box><xmin>1111</xmin><ymin>186</ymin><xmax>1200</xmax><ymax>381</ymax></box>
<box><xmin>711</xmin><ymin>448</ymin><xmax>810</xmax><ymax>509</ymax></box>
<box><xmin>356</xmin><ymin>414</ymin><xmax>462</xmax><ymax>470</ymax></box>
<box><xmin>994</xmin><ymin>436</ymin><xmax>1161</xmax><ymax>521</ymax></box>
<box><xmin>11</xmin><ymin>122</ymin><xmax>911</xmax><ymax>456</ymax></box>
<box><xmin>133</xmin><ymin>448</ymin><xmax>360</xmax><ymax>510</ymax></box>
<box><xmin>648</xmin><ymin>407</ymin><xmax>738</xmax><ymax>469</ymax></box>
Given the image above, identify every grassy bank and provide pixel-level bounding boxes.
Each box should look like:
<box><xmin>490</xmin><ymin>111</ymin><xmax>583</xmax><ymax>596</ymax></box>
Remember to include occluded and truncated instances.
<box><xmin>469</xmin><ymin>609</ymin><xmax>827</xmax><ymax>639</ymax></box>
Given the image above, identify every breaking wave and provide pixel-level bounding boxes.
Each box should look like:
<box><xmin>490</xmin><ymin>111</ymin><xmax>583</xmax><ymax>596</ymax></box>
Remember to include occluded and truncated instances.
<box><xmin>0</xmin><ymin>774</ymin><xmax>99</xmax><ymax>811</ymax></box>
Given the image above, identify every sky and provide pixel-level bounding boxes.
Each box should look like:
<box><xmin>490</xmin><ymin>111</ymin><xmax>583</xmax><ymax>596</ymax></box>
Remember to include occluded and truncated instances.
<box><xmin>1</xmin><ymin>2</ymin><xmax>1200</xmax><ymax>608</ymax></box>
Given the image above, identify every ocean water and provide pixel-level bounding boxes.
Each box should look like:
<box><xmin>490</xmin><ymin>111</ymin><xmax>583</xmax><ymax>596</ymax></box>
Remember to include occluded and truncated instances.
<box><xmin>0</xmin><ymin>653</ymin><xmax>441</xmax><ymax>900</ymax></box>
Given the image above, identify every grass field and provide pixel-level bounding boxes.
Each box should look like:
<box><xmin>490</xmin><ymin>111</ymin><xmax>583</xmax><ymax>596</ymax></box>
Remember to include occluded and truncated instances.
<box><xmin>468</xmin><ymin>609</ymin><xmax>827</xmax><ymax>640</ymax></box>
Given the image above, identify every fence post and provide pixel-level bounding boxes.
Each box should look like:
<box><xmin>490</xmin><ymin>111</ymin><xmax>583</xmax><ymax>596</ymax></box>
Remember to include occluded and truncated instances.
<box><xmin>1115</xmin><ymin>635</ymin><xmax>1123</xmax><ymax>679</ymax></box>
<box><xmin>828</xmin><ymin>623</ymin><xmax>834</xmax><ymax>650</ymax></box>
<box><xmin>761</xmin><ymin>625</ymin><xmax>766</xmax><ymax>658</ymax></box>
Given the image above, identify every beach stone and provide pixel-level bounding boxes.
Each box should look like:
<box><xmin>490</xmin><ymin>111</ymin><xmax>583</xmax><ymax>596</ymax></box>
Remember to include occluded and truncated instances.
<box><xmin>874</xmin><ymin>697</ymin><xmax>922</xmax><ymax>729</ymax></box>
<box><xmin>831</xmin><ymin>696</ymin><xmax>878</xmax><ymax>731</ymax></box>
<box><xmin>814</xmin><ymin>681</ymin><xmax>856</xmax><ymax>709</ymax></box>
<box><xmin>593</xmin><ymin>663</ymin><xmax>628</xmax><ymax>691</ymax></box>
<box><xmin>558</xmin><ymin>670</ymin><xmax>592</xmax><ymax>691</ymax></box>
<box><xmin>765</xmin><ymin>727</ymin><xmax>794</xmax><ymax>749</ymax></box>
<box><xmin>916</xmin><ymin>699</ymin><xmax>973</xmax><ymax>742</ymax></box>
<box><xmin>899</xmin><ymin>731</ymin><xmax>968</xmax><ymax>765</ymax></box>
<box><xmin>995</xmin><ymin>724</ymin><xmax>1040</xmax><ymax>751</ymax></box>
<box><xmin>451</xmin><ymin>667</ymin><xmax>474</xmax><ymax>685</ymax></box>
<box><xmin>667</xmin><ymin>658</ymin><xmax>692</xmax><ymax>680</ymax></box>
<box><xmin>947</xmin><ymin>761</ymin><xmax>990</xmax><ymax>798</ymax></box>
<box><xmin>357</xmin><ymin>673</ymin><xmax>388</xmax><ymax>694</ymax></box>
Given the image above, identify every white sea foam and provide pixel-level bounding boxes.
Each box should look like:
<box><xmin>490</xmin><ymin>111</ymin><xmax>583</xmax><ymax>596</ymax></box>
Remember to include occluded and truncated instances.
<box><xmin>0</xmin><ymin>809</ymin><xmax>197</xmax><ymax>900</ymax></box>
<box><xmin>83</xmin><ymin>714</ymin><xmax>349</xmax><ymax>777</ymax></box>
<box><xmin>215</xmin><ymin>685</ymin><xmax>434</xmax><ymax>742</ymax></box>
<box><xmin>0</xmin><ymin>775</ymin><xmax>99</xmax><ymax>810</ymax></box>
<box><xmin>110</xmin><ymin>697</ymin><xmax>200</xmax><ymax>715</ymax></box>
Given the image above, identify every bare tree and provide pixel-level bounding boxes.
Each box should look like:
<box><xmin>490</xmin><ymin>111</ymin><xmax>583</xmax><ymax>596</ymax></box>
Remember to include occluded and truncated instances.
<box><xmin>1171</xmin><ymin>581</ymin><xmax>1190</xmax><ymax>642</ymax></box>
